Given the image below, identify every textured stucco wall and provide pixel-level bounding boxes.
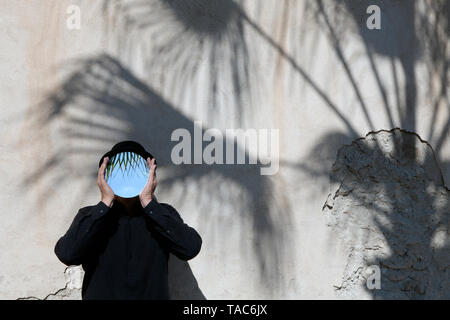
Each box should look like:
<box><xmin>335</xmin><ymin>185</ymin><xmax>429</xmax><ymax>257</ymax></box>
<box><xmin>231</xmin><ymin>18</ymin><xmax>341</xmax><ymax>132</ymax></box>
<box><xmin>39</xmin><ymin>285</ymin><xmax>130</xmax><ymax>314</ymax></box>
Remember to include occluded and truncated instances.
<box><xmin>0</xmin><ymin>0</ymin><xmax>448</xmax><ymax>299</ymax></box>
<box><xmin>324</xmin><ymin>129</ymin><xmax>449</xmax><ymax>299</ymax></box>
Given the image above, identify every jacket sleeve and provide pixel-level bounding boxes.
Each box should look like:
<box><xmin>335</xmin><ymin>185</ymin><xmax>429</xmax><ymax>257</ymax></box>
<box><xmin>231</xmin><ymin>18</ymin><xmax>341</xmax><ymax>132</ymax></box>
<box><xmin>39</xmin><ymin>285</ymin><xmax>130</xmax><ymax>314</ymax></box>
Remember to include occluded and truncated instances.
<box><xmin>143</xmin><ymin>200</ymin><xmax>202</xmax><ymax>261</ymax></box>
<box><xmin>54</xmin><ymin>201</ymin><xmax>111</xmax><ymax>266</ymax></box>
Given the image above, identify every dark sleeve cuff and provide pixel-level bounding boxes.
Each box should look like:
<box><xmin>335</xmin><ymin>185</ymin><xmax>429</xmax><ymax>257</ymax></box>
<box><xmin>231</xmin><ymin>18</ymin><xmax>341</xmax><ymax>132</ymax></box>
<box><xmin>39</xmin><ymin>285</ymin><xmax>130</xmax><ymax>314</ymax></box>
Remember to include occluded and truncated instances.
<box><xmin>89</xmin><ymin>201</ymin><xmax>111</xmax><ymax>220</ymax></box>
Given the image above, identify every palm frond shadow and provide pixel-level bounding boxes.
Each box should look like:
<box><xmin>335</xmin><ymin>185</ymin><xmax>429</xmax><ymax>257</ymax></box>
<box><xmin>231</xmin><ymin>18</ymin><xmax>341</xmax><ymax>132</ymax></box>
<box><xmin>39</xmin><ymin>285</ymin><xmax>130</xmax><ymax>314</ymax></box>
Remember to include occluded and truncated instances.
<box><xmin>19</xmin><ymin>0</ymin><xmax>449</xmax><ymax>299</ymax></box>
<box><xmin>102</xmin><ymin>0</ymin><xmax>252</xmax><ymax>125</ymax></box>
<box><xmin>256</xmin><ymin>0</ymin><xmax>449</xmax><ymax>298</ymax></box>
<box><xmin>24</xmin><ymin>53</ymin><xmax>293</xmax><ymax>299</ymax></box>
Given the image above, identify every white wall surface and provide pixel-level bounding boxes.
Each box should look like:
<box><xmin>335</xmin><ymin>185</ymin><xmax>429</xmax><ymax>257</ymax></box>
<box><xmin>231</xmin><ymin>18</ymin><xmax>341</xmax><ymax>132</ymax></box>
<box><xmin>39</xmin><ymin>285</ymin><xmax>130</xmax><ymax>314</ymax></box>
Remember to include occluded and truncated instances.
<box><xmin>0</xmin><ymin>0</ymin><xmax>448</xmax><ymax>299</ymax></box>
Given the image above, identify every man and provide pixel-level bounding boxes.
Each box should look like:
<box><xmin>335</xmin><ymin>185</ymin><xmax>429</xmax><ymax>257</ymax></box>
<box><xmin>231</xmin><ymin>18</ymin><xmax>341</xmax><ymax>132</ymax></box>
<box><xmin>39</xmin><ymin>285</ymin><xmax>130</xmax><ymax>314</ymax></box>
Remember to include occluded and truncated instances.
<box><xmin>54</xmin><ymin>141</ymin><xmax>202</xmax><ymax>300</ymax></box>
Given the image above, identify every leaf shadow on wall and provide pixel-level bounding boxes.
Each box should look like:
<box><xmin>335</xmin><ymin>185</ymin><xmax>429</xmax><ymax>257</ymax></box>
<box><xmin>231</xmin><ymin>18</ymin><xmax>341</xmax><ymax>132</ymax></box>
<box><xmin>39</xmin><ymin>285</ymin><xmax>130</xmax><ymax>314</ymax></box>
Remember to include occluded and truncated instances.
<box><xmin>21</xmin><ymin>0</ymin><xmax>297</xmax><ymax>299</ymax></box>
<box><xmin>294</xmin><ymin>0</ymin><xmax>450</xmax><ymax>299</ymax></box>
<box><xmin>23</xmin><ymin>54</ymin><xmax>292</xmax><ymax>299</ymax></box>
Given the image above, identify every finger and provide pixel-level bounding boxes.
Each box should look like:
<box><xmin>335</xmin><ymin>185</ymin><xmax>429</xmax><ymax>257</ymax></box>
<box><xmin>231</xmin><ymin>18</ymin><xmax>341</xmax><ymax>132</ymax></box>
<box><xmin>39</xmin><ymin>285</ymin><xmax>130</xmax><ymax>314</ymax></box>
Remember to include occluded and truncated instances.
<box><xmin>150</xmin><ymin>158</ymin><xmax>156</xmax><ymax>171</ymax></box>
<box><xmin>151</xmin><ymin>160</ymin><xmax>156</xmax><ymax>178</ymax></box>
<box><xmin>98</xmin><ymin>158</ymin><xmax>105</xmax><ymax>179</ymax></box>
<box><xmin>99</xmin><ymin>157</ymin><xmax>109</xmax><ymax>182</ymax></box>
<box><xmin>147</xmin><ymin>158</ymin><xmax>156</xmax><ymax>174</ymax></box>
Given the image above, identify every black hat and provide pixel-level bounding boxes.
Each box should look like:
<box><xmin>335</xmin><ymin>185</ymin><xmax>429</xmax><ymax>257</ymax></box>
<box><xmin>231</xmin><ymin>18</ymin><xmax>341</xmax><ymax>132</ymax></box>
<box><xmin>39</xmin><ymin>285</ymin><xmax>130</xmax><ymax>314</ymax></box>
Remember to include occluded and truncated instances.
<box><xmin>98</xmin><ymin>140</ymin><xmax>156</xmax><ymax>168</ymax></box>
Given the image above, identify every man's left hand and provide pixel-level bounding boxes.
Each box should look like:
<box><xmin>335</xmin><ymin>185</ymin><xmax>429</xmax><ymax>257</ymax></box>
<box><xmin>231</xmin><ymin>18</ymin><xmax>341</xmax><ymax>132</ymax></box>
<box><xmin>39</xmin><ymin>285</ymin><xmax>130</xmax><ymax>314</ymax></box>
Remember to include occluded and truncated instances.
<box><xmin>139</xmin><ymin>158</ymin><xmax>157</xmax><ymax>208</ymax></box>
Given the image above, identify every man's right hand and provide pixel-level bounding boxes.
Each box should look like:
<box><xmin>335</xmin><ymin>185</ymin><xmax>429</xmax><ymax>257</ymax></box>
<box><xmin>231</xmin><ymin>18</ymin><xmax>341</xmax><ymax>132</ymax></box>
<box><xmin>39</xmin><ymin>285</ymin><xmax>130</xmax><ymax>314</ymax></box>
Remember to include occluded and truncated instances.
<box><xmin>98</xmin><ymin>157</ymin><xmax>115</xmax><ymax>207</ymax></box>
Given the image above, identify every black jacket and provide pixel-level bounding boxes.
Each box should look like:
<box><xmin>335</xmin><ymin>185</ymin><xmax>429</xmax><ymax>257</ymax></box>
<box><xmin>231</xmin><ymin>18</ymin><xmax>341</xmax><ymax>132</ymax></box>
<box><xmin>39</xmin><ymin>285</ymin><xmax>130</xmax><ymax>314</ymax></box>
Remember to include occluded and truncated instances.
<box><xmin>54</xmin><ymin>199</ymin><xmax>202</xmax><ymax>300</ymax></box>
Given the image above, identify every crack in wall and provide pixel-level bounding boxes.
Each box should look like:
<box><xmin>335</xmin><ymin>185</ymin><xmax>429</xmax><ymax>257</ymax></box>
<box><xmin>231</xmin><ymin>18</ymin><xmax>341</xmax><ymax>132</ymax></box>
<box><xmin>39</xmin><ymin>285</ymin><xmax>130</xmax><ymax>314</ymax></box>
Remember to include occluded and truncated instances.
<box><xmin>16</xmin><ymin>266</ymin><xmax>83</xmax><ymax>300</ymax></box>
